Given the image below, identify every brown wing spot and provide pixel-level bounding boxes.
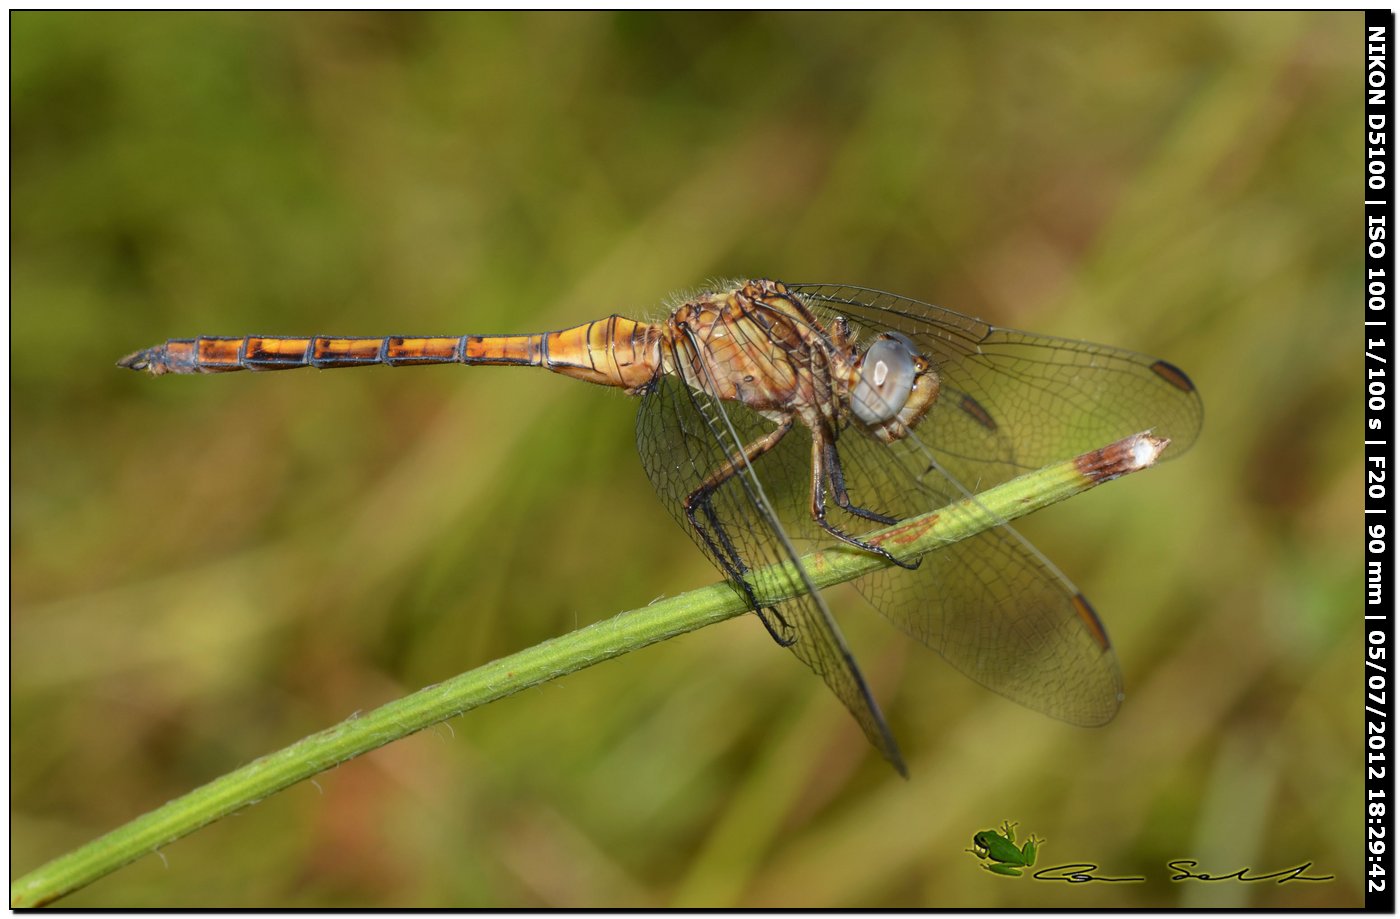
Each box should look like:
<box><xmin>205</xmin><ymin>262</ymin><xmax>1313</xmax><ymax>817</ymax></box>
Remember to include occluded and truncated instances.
<box><xmin>1071</xmin><ymin>593</ymin><xmax>1112</xmax><ymax>652</ymax></box>
<box><xmin>957</xmin><ymin>393</ymin><xmax>998</xmax><ymax>431</ymax></box>
<box><xmin>1149</xmin><ymin>359</ymin><xmax>1196</xmax><ymax>393</ymax></box>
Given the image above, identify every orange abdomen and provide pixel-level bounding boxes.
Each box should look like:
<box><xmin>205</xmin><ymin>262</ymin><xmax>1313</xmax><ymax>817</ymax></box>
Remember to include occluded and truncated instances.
<box><xmin>118</xmin><ymin>316</ymin><xmax>664</xmax><ymax>392</ymax></box>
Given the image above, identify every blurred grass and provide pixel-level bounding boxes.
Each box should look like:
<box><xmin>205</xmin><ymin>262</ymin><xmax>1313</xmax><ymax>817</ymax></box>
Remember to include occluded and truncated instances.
<box><xmin>11</xmin><ymin>10</ymin><xmax>1361</xmax><ymax>908</ymax></box>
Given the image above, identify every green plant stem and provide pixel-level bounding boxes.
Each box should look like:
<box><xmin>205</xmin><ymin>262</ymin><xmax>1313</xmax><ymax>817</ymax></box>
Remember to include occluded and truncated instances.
<box><xmin>10</xmin><ymin>432</ymin><xmax>1165</xmax><ymax>907</ymax></box>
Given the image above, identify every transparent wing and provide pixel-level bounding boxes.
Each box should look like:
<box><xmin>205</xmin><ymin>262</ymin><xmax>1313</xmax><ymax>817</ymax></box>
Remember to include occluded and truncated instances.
<box><xmin>634</xmin><ymin>282</ymin><xmax>1197</xmax><ymax>753</ymax></box>
<box><xmin>790</xmin><ymin>283</ymin><xmax>1204</xmax><ymax>492</ymax></box>
<box><xmin>636</xmin><ymin>331</ymin><xmax>906</xmax><ymax>774</ymax></box>
<box><xmin>831</xmin><ymin>429</ymin><xmax>1123</xmax><ymax>725</ymax></box>
<box><xmin>782</xmin><ymin>283</ymin><xmax>1201</xmax><ymax>722</ymax></box>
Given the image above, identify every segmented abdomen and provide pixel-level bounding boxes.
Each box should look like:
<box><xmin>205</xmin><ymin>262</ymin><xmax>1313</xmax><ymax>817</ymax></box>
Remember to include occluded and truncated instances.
<box><xmin>118</xmin><ymin>336</ymin><xmax>488</xmax><ymax>374</ymax></box>
<box><xmin>117</xmin><ymin>316</ymin><xmax>664</xmax><ymax>391</ymax></box>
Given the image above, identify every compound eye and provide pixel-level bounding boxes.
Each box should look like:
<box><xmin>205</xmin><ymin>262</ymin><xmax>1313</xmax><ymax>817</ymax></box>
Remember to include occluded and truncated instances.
<box><xmin>851</xmin><ymin>334</ymin><xmax>917</xmax><ymax>425</ymax></box>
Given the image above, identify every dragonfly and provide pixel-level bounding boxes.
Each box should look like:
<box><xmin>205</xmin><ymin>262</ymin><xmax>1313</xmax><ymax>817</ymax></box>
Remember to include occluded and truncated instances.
<box><xmin>119</xmin><ymin>279</ymin><xmax>1202</xmax><ymax>774</ymax></box>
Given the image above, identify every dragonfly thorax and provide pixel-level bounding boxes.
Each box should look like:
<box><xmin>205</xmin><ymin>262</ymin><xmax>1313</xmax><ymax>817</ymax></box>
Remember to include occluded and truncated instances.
<box><xmin>661</xmin><ymin>280</ymin><xmax>940</xmax><ymax>445</ymax></box>
<box><xmin>663</xmin><ymin>280</ymin><xmax>838</xmax><ymax>415</ymax></box>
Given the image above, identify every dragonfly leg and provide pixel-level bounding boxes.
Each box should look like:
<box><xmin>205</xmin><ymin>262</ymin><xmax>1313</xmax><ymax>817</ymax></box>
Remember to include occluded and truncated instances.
<box><xmin>683</xmin><ymin>417</ymin><xmax>798</xmax><ymax>645</ymax></box>
<box><xmin>689</xmin><ymin>496</ymin><xmax>795</xmax><ymax>646</ymax></box>
<box><xmin>822</xmin><ymin>438</ymin><xmax>900</xmax><ymax>526</ymax></box>
<box><xmin>810</xmin><ymin>432</ymin><xmax>920</xmax><ymax>570</ymax></box>
<box><xmin>755</xmin><ymin>605</ymin><xmax>797</xmax><ymax>647</ymax></box>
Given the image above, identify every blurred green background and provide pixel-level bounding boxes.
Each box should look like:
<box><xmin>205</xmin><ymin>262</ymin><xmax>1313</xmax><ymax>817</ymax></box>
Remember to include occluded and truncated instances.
<box><xmin>12</xmin><ymin>10</ymin><xmax>1362</xmax><ymax>907</ymax></box>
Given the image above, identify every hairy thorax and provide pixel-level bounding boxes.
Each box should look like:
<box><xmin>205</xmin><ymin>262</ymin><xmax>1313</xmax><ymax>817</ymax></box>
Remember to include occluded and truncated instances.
<box><xmin>663</xmin><ymin>280</ymin><xmax>853</xmax><ymax>428</ymax></box>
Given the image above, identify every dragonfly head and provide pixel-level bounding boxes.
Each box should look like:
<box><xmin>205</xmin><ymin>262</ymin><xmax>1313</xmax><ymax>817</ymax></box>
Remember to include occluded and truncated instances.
<box><xmin>849</xmin><ymin>332</ymin><xmax>939</xmax><ymax>443</ymax></box>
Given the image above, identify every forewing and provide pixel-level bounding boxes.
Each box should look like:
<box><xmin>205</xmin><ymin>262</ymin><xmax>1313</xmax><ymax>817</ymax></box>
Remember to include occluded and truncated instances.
<box><xmin>636</xmin><ymin>333</ymin><xmax>906</xmax><ymax>773</ymax></box>
<box><xmin>790</xmin><ymin>283</ymin><xmax>1204</xmax><ymax>492</ymax></box>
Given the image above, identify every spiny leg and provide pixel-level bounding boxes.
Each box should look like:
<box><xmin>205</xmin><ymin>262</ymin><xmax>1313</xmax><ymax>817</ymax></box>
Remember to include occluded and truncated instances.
<box><xmin>683</xmin><ymin>417</ymin><xmax>794</xmax><ymax>583</ymax></box>
<box><xmin>692</xmin><ymin>495</ymin><xmax>796</xmax><ymax>647</ymax></box>
<box><xmin>809</xmin><ymin>430</ymin><xmax>919</xmax><ymax>570</ymax></box>
<box><xmin>821</xmin><ymin>438</ymin><xmax>900</xmax><ymax>526</ymax></box>
<box><xmin>682</xmin><ymin>417</ymin><xmax>798</xmax><ymax>646</ymax></box>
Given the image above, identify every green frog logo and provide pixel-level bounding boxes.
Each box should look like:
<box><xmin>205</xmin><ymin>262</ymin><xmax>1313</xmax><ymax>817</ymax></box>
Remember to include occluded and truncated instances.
<box><xmin>966</xmin><ymin>821</ymin><xmax>1042</xmax><ymax>877</ymax></box>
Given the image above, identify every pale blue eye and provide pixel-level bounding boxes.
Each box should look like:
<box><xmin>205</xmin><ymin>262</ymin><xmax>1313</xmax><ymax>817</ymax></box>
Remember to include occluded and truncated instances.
<box><xmin>852</xmin><ymin>335</ymin><xmax>917</xmax><ymax>424</ymax></box>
